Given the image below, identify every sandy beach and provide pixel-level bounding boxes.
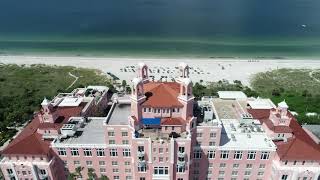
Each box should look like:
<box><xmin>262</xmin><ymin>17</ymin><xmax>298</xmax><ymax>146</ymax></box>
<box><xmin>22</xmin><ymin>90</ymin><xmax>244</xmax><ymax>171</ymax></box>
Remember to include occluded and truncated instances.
<box><xmin>1</xmin><ymin>55</ymin><xmax>320</xmax><ymax>85</ymax></box>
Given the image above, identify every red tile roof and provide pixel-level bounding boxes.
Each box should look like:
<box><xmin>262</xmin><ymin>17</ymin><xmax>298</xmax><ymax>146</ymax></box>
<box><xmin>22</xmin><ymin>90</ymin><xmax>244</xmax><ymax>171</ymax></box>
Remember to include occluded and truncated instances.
<box><xmin>161</xmin><ymin>117</ymin><xmax>185</xmax><ymax>126</ymax></box>
<box><xmin>248</xmin><ymin>108</ymin><xmax>320</xmax><ymax>160</ymax></box>
<box><xmin>142</xmin><ymin>82</ymin><xmax>183</xmax><ymax>108</ymax></box>
<box><xmin>2</xmin><ymin>105</ymin><xmax>84</xmax><ymax>155</ymax></box>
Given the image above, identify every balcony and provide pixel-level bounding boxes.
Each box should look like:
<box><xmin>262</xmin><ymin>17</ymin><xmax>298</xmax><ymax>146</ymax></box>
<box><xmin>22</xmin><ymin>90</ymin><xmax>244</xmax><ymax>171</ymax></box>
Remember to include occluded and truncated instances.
<box><xmin>137</xmin><ymin>151</ymin><xmax>145</xmax><ymax>158</ymax></box>
<box><xmin>177</xmin><ymin>151</ymin><xmax>185</xmax><ymax>158</ymax></box>
<box><xmin>39</xmin><ymin>173</ymin><xmax>48</xmax><ymax>179</ymax></box>
<box><xmin>177</xmin><ymin>160</ymin><xmax>185</xmax><ymax>167</ymax></box>
<box><xmin>138</xmin><ymin>160</ymin><xmax>146</xmax><ymax>167</ymax></box>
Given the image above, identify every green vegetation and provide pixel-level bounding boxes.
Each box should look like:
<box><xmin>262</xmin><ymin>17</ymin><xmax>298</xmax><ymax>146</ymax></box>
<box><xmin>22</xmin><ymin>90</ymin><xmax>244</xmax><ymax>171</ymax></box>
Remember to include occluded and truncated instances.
<box><xmin>0</xmin><ymin>64</ymin><xmax>113</xmax><ymax>145</ymax></box>
<box><xmin>192</xmin><ymin>80</ymin><xmax>258</xmax><ymax>100</ymax></box>
<box><xmin>251</xmin><ymin>68</ymin><xmax>320</xmax><ymax>124</ymax></box>
<box><xmin>193</xmin><ymin>68</ymin><xmax>320</xmax><ymax>125</ymax></box>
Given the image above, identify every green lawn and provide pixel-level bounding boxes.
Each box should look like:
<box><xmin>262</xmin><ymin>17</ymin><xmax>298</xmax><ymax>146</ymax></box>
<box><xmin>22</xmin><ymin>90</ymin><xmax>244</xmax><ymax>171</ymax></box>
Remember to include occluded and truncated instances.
<box><xmin>0</xmin><ymin>64</ymin><xmax>113</xmax><ymax>145</ymax></box>
<box><xmin>250</xmin><ymin>68</ymin><xmax>320</xmax><ymax>124</ymax></box>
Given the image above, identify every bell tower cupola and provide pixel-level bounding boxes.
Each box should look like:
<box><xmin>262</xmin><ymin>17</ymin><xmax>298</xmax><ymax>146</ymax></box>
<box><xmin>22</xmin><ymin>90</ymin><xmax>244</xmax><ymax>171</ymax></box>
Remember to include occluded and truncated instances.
<box><xmin>138</xmin><ymin>62</ymin><xmax>149</xmax><ymax>83</ymax></box>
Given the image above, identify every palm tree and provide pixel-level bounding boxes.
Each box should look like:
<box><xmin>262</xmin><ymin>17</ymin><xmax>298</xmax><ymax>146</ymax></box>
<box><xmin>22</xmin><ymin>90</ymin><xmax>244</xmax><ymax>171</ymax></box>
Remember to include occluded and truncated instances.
<box><xmin>87</xmin><ymin>168</ymin><xmax>96</xmax><ymax>180</ymax></box>
<box><xmin>100</xmin><ymin>175</ymin><xmax>109</xmax><ymax>180</ymax></box>
<box><xmin>67</xmin><ymin>173</ymin><xmax>77</xmax><ymax>180</ymax></box>
<box><xmin>75</xmin><ymin>166</ymin><xmax>84</xmax><ymax>178</ymax></box>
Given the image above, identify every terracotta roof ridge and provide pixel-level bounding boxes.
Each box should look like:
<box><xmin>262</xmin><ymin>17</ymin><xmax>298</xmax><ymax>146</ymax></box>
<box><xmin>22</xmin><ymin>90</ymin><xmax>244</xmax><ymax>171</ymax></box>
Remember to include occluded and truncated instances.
<box><xmin>3</xmin><ymin>133</ymin><xmax>38</xmax><ymax>154</ymax></box>
<box><xmin>163</xmin><ymin>83</ymin><xmax>180</xmax><ymax>98</ymax></box>
<box><xmin>280</xmin><ymin>138</ymin><xmax>296</xmax><ymax>159</ymax></box>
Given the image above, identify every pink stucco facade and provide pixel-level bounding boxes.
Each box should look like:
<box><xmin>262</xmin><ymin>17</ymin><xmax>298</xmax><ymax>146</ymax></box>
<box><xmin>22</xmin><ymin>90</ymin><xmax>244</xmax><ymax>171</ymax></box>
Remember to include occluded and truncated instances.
<box><xmin>1</xmin><ymin>63</ymin><xmax>320</xmax><ymax>180</ymax></box>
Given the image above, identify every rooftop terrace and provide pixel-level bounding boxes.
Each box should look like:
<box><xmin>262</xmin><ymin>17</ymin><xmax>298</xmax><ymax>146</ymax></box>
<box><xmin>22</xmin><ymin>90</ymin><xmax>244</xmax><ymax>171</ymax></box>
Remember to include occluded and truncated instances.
<box><xmin>105</xmin><ymin>101</ymin><xmax>131</xmax><ymax>125</ymax></box>
<box><xmin>53</xmin><ymin>117</ymin><xmax>106</xmax><ymax>146</ymax></box>
<box><xmin>207</xmin><ymin>97</ymin><xmax>276</xmax><ymax>151</ymax></box>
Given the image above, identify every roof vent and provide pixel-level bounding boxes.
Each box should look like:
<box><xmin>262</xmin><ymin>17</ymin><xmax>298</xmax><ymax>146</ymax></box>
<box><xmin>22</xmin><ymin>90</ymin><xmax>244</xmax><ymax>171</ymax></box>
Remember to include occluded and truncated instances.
<box><xmin>247</xmin><ymin>134</ymin><xmax>251</xmax><ymax>138</ymax></box>
<box><xmin>231</xmin><ymin>134</ymin><xmax>236</xmax><ymax>141</ymax></box>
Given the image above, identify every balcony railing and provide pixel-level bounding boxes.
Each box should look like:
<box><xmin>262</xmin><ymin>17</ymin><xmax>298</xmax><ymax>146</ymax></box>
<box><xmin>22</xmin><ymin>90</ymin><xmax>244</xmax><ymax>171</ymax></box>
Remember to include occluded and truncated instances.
<box><xmin>178</xmin><ymin>151</ymin><xmax>185</xmax><ymax>158</ymax></box>
<box><xmin>177</xmin><ymin>160</ymin><xmax>185</xmax><ymax>167</ymax></box>
<box><xmin>138</xmin><ymin>160</ymin><xmax>146</xmax><ymax>167</ymax></box>
<box><xmin>39</xmin><ymin>173</ymin><xmax>48</xmax><ymax>179</ymax></box>
<box><xmin>137</xmin><ymin>151</ymin><xmax>145</xmax><ymax>157</ymax></box>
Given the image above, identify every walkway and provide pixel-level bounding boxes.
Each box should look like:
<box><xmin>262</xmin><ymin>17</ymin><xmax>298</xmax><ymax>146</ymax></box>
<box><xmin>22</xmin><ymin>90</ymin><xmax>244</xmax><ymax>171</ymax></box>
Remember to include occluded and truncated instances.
<box><xmin>66</xmin><ymin>72</ymin><xmax>79</xmax><ymax>90</ymax></box>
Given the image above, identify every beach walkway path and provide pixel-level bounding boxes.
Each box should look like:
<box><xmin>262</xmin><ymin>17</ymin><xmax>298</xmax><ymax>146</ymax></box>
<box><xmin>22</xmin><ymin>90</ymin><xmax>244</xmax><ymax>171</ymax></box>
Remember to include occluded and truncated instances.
<box><xmin>309</xmin><ymin>70</ymin><xmax>320</xmax><ymax>83</ymax></box>
<box><xmin>66</xmin><ymin>72</ymin><xmax>79</xmax><ymax>90</ymax></box>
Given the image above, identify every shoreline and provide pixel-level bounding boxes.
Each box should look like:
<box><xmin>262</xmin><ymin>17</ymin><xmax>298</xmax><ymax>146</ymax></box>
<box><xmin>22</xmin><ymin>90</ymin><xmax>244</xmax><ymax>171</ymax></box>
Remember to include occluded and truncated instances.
<box><xmin>1</xmin><ymin>55</ymin><xmax>320</xmax><ymax>86</ymax></box>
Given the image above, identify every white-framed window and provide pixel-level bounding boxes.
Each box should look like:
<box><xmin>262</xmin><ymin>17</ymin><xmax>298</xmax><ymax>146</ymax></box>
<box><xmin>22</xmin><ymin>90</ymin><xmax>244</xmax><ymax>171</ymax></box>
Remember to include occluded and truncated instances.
<box><xmin>114</xmin><ymin>176</ymin><xmax>120</xmax><ymax>180</ymax></box>
<box><xmin>125</xmin><ymin>168</ymin><xmax>131</xmax><ymax>173</ymax></box>
<box><xmin>99</xmin><ymin>161</ymin><xmax>105</xmax><ymax>166</ymax></box>
<box><xmin>234</xmin><ymin>151</ymin><xmax>243</xmax><ymax>160</ymax></box>
<box><xmin>110</xmin><ymin>148</ymin><xmax>118</xmax><ymax>156</ymax></box>
<box><xmin>126</xmin><ymin>176</ymin><xmax>132</xmax><ymax>180</ymax></box>
<box><xmin>6</xmin><ymin>169</ymin><xmax>13</xmax><ymax>175</ymax></box>
<box><xmin>219</xmin><ymin>163</ymin><xmax>226</xmax><ymax>168</ymax></box>
<box><xmin>112</xmin><ymin>161</ymin><xmax>118</xmax><ymax>166</ymax></box>
<box><xmin>281</xmin><ymin>175</ymin><xmax>288</xmax><ymax>180</ymax></box>
<box><xmin>231</xmin><ymin>170</ymin><xmax>238</xmax><ymax>176</ymax></box>
<box><xmin>108</xmin><ymin>131</ymin><xmax>115</xmax><ymax>137</ymax></box>
<box><xmin>209</xmin><ymin>141</ymin><xmax>215</xmax><ymax>146</ymax></box>
<box><xmin>220</xmin><ymin>150</ymin><xmax>229</xmax><ymax>159</ymax></box>
<box><xmin>233</xmin><ymin>163</ymin><xmax>239</xmax><ymax>169</ymax></box>
<box><xmin>109</xmin><ymin>140</ymin><xmax>116</xmax><ymax>144</ymax></box>
<box><xmin>113</xmin><ymin>168</ymin><xmax>119</xmax><ymax>173</ymax></box>
<box><xmin>74</xmin><ymin>160</ymin><xmax>80</xmax><ymax>165</ymax></box>
<box><xmin>138</xmin><ymin>166</ymin><xmax>146</xmax><ymax>172</ymax></box>
<box><xmin>122</xmin><ymin>132</ymin><xmax>128</xmax><ymax>137</ymax></box>
<box><xmin>260</xmin><ymin>151</ymin><xmax>270</xmax><ymax>160</ymax></box>
<box><xmin>207</xmin><ymin>150</ymin><xmax>215</xmax><ymax>159</ymax></box>
<box><xmin>246</xmin><ymin>164</ymin><xmax>253</xmax><ymax>169</ymax></box>
<box><xmin>143</xmin><ymin>108</ymin><xmax>147</xmax><ymax>112</ymax></box>
<box><xmin>154</xmin><ymin>167</ymin><xmax>169</xmax><ymax>175</ymax></box>
<box><xmin>138</xmin><ymin>146</ymin><xmax>144</xmax><ymax>152</ymax></box>
<box><xmin>258</xmin><ymin>171</ymin><xmax>264</xmax><ymax>176</ymax></box>
<box><xmin>70</xmin><ymin>148</ymin><xmax>79</xmax><ymax>156</ymax></box>
<box><xmin>218</xmin><ymin>171</ymin><xmax>225</xmax><ymax>176</ymax></box>
<box><xmin>96</xmin><ymin>148</ymin><xmax>105</xmax><ymax>156</ymax></box>
<box><xmin>122</xmin><ymin>140</ymin><xmax>129</xmax><ymax>144</ymax></box>
<box><xmin>196</xmin><ymin>133</ymin><xmax>202</xmax><ymax>137</ymax></box>
<box><xmin>57</xmin><ymin>148</ymin><xmax>66</xmax><ymax>156</ymax></box>
<box><xmin>193</xmin><ymin>150</ymin><xmax>201</xmax><ymax>159</ymax></box>
<box><xmin>83</xmin><ymin>148</ymin><xmax>92</xmax><ymax>156</ymax></box>
<box><xmin>208</xmin><ymin>163</ymin><xmax>213</xmax><ymax>168</ymax></box>
<box><xmin>100</xmin><ymin>168</ymin><xmax>106</xmax><ymax>173</ymax></box>
<box><xmin>247</xmin><ymin>151</ymin><xmax>256</xmax><ymax>160</ymax></box>
<box><xmin>123</xmin><ymin>149</ymin><xmax>131</xmax><ymax>157</ymax></box>
<box><xmin>176</xmin><ymin>165</ymin><xmax>185</xmax><ymax>173</ymax></box>
<box><xmin>125</xmin><ymin>161</ymin><xmax>130</xmax><ymax>165</ymax></box>
<box><xmin>259</xmin><ymin>164</ymin><xmax>266</xmax><ymax>169</ymax></box>
<box><xmin>210</xmin><ymin>132</ymin><xmax>216</xmax><ymax>138</ymax></box>
<box><xmin>244</xmin><ymin>170</ymin><xmax>251</xmax><ymax>176</ymax></box>
<box><xmin>159</xmin><ymin>148</ymin><xmax>163</xmax><ymax>153</ymax></box>
<box><xmin>86</xmin><ymin>161</ymin><xmax>93</xmax><ymax>166</ymax></box>
<box><xmin>39</xmin><ymin>169</ymin><xmax>46</xmax><ymax>175</ymax></box>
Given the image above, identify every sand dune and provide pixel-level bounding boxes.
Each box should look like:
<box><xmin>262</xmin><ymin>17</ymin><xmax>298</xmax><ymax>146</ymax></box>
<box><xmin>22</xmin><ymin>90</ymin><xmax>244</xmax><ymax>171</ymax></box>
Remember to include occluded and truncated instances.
<box><xmin>1</xmin><ymin>55</ymin><xmax>320</xmax><ymax>85</ymax></box>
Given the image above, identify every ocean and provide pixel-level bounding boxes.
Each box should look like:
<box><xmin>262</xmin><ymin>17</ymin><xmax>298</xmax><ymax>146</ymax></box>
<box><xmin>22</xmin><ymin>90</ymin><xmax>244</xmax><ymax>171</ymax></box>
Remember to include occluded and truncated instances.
<box><xmin>0</xmin><ymin>0</ymin><xmax>320</xmax><ymax>58</ymax></box>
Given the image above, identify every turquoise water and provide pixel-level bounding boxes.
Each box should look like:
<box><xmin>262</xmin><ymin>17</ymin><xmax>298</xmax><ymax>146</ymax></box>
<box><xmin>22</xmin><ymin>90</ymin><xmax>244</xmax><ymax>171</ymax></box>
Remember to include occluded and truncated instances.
<box><xmin>0</xmin><ymin>0</ymin><xmax>320</xmax><ymax>58</ymax></box>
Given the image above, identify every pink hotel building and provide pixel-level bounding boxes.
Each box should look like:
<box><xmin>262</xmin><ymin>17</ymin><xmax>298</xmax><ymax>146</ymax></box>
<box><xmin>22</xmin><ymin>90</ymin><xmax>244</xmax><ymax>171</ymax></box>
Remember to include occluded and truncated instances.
<box><xmin>1</xmin><ymin>63</ymin><xmax>320</xmax><ymax>180</ymax></box>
